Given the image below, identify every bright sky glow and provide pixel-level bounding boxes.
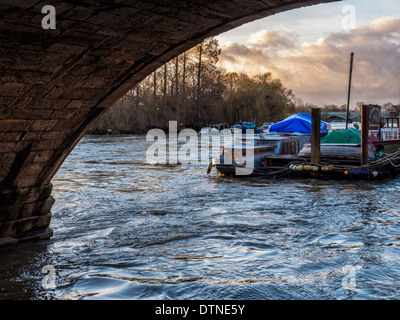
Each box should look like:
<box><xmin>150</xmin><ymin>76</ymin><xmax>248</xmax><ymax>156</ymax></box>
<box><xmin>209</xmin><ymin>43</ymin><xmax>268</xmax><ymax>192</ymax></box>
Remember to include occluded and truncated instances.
<box><xmin>216</xmin><ymin>0</ymin><xmax>400</xmax><ymax>107</ymax></box>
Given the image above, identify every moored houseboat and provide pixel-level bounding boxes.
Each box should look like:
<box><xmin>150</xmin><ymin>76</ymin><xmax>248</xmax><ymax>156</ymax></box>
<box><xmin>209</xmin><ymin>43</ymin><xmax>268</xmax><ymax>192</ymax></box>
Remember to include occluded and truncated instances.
<box><xmin>207</xmin><ymin>113</ymin><xmax>330</xmax><ymax>176</ymax></box>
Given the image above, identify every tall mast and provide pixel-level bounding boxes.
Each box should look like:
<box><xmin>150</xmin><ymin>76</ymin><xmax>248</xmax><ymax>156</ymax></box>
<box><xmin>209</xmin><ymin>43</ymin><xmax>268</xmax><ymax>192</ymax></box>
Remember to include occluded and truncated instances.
<box><xmin>345</xmin><ymin>52</ymin><xmax>354</xmax><ymax>130</ymax></box>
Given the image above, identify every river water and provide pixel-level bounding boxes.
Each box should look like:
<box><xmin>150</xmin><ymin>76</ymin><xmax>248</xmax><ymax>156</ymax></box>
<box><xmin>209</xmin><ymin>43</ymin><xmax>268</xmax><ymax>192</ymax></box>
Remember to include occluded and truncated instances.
<box><xmin>1</xmin><ymin>134</ymin><xmax>400</xmax><ymax>300</ymax></box>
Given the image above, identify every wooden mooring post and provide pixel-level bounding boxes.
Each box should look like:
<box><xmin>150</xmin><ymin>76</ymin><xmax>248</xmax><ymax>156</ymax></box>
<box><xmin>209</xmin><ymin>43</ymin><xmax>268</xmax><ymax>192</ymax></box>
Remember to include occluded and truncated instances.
<box><xmin>311</xmin><ymin>108</ymin><xmax>321</xmax><ymax>164</ymax></box>
<box><xmin>361</xmin><ymin>104</ymin><xmax>369</xmax><ymax>166</ymax></box>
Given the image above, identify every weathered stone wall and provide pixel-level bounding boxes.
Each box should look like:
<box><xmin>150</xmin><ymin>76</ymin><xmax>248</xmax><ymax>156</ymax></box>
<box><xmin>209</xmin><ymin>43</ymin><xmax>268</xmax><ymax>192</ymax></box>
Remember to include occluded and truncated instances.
<box><xmin>0</xmin><ymin>0</ymin><xmax>339</xmax><ymax>246</ymax></box>
<box><xmin>0</xmin><ymin>184</ymin><xmax>53</xmax><ymax>246</ymax></box>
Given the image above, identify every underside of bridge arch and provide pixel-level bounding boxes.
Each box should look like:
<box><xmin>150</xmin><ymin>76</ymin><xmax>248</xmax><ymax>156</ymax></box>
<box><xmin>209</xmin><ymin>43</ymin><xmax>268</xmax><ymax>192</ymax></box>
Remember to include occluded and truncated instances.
<box><xmin>0</xmin><ymin>0</ymin><xmax>339</xmax><ymax>247</ymax></box>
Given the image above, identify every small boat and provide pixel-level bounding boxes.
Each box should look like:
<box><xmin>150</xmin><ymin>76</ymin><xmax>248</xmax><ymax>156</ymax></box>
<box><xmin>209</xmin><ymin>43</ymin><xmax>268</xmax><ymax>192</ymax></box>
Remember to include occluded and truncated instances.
<box><xmin>199</xmin><ymin>123</ymin><xmax>230</xmax><ymax>135</ymax></box>
<box><xmin>259</xmin><ymin>122</ymin><xmax>274</xmax><ymax>133</ymax></box>
<box><xmin>211</xmin><ymin>133</ymin><xmax>311</xmax><ymax>176</ymax></box>
<box><xmin>229</xmin><ymin>121</ymin><xmax>262</xmax><ymax>134</ymax></box>
<box><xmin>199</xmin><ymin>126</ymin><xmax>219</xmax><ymax>135</ymax></box>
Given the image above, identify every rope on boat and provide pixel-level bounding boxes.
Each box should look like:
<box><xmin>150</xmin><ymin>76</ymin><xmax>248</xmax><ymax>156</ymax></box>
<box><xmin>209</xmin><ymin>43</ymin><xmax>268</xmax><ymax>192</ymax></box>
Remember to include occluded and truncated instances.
<box><xmin>257</xmin><ymin>147</ymin><xmax>400</xmax><ymax>178</ymax></box>
<box><xmin>292</xmin><ymin>147</ymin><xmax>400</xmax><ymax>171</ymax></box>
<box><xmin>252</xmin><ymin>166</ymin><xmax>291</xmax><ymax>178</ymax></box>
<box><xmin>387</xmin><ymin>158</ymin><xmax>400</xmax><ymax>168</ymax></box>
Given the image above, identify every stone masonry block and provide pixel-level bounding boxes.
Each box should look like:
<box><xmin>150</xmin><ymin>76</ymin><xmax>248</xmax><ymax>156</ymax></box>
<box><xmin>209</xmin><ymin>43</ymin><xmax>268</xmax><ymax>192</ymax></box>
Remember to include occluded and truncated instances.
<box><xmin>30</xmin><ymin>119</ymin><xmax>59</xmax><ymax>131</ymax></box>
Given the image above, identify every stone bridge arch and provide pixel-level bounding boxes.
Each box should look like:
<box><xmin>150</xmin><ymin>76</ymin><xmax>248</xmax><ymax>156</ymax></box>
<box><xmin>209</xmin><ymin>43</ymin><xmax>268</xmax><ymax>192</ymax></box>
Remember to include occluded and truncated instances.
<box><xmin>0</xmin><ymin>0</ymin><xmax>340</xmax><ymax>247</ymax></box>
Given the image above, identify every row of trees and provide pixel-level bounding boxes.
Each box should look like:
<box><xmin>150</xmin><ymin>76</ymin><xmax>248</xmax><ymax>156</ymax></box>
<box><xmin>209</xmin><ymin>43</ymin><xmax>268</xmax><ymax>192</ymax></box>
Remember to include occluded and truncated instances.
<box><xmin>321</xmin><ymin>102</ymin><xmax>399</xmax><ymax>112</ymax></box>
<box><xmin>90</xmin><ymin>38</ymin><xmax>296</xmax><ymax>133</ymax></box>
<box><xmin>89</xmin><ymin>38</ymin><xmax>399</xmax><ymax>133</ymax></box>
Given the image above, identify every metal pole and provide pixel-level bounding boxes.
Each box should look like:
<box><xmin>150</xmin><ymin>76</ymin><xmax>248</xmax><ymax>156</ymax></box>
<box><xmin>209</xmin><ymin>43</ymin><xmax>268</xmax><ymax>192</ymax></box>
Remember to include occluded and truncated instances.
<box><xmin>346</xmin><ymin>52</ymin><xmax>354</xmax><ymax>130</ymax></box>
<box><xmin>311</xmin><ymin>108</ymin><xmax>321</xmax><ymax>165</ymax></box>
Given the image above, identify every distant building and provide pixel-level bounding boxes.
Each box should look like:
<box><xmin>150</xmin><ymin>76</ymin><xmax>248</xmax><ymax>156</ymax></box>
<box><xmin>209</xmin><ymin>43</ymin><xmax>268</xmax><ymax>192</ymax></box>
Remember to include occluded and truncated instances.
<box><xmin>322</xmin><ymin>112</ymin><xmax>360</xmax><ymax>123</ymax></box>
<box><xmin>322</xmin><ymin>109</ymin><xmax>400</xmax><ymax>123</ymax></box>
<box><xmin>387</xmin><ymin>106</ymin><xmax>400</xmax><ymax>117</ymax></box>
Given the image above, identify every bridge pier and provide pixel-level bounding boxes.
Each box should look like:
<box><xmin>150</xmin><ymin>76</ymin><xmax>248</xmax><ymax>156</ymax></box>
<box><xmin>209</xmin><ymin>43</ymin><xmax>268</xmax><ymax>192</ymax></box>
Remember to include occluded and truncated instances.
<box><xmin>0</xmin><ymin>184</ymin><xmax>54</xmax><ymax>248</ymax></box>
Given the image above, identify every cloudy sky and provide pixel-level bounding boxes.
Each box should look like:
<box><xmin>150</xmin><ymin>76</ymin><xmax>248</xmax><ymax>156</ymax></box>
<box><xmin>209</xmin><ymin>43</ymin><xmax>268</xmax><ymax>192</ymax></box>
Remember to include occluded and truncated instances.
<box><xmin>215</xmin><ymin>0</ymin><xmax>400</xmax><ymax>108</ymax></box>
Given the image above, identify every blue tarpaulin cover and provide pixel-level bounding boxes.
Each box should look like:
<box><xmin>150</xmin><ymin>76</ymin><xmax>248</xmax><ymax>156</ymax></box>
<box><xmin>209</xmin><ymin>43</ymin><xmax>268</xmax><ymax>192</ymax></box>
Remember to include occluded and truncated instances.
<box><xmin>269</xmin><ymin>113</ymin><xmax>329</xmax><ymax>134</ymax></box>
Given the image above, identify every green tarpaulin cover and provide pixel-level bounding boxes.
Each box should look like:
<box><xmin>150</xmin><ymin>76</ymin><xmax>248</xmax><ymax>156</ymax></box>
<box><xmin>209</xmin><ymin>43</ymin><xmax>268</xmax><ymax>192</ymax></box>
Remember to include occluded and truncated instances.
<box><xmin>320</xmin><ymin>128</ymin><xmax>361</xmax><ymax>144</ymax></box>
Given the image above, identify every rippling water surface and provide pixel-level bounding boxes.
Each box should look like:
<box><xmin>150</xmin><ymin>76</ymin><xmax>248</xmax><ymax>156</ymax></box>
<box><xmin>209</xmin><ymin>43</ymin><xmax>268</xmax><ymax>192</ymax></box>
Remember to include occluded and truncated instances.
<box><xmin>1</xmin><ymin>134</ymin><xmax>400</xmax><ymax>300</ymax></box>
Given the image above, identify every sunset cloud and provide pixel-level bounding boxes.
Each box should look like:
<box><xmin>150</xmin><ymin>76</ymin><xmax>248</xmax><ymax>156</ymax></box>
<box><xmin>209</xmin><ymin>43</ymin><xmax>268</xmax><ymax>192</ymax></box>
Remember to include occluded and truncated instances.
<box><xmin>249</xmin><ymin>30</ymin><xmax>298</xmax><ymax>49</ymax></box>
<box><xmin>218</xmin><ymin>16</ymin><xmax>400</xmax><ymax>107</ymax></box>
